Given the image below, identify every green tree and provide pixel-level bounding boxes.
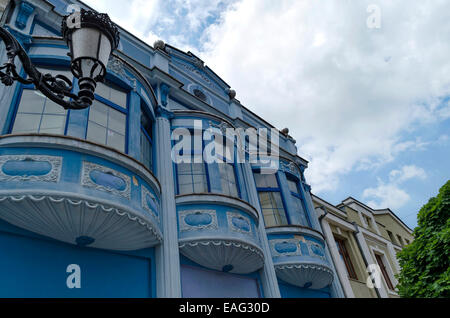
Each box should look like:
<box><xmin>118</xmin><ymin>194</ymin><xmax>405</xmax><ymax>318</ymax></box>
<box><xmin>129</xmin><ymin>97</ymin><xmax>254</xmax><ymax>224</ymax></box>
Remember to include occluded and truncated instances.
<box><xmin>396</xmin><ymin>180</ymin><xmax>450</xmax><ymax>297</ymax></box>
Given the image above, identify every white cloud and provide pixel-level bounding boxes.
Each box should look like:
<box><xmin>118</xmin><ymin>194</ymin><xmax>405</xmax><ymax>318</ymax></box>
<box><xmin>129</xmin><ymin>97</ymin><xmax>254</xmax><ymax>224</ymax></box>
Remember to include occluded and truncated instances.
<box><xmin>363</xmin><ymin>182</ymin><xmax>411</xmax><ymax>210</ymax></box>
<box><xmin>389</xmin><ymin>165</ymin><xmax>426</xmax><ymax>184</ymax></box>
<box><xmin>199</xmin><ymin>0</ymin><xmax>450</xmax><ymax>193</ymax></box>
<box><xmin>363</xmin><ymin>164</ymin><xmax>426</xmax><ymax>209</ymax></box>
<box><xmin>83</xmin><ymin>0</ymin><xmax>449</xmax><ymax>196</ymax></box>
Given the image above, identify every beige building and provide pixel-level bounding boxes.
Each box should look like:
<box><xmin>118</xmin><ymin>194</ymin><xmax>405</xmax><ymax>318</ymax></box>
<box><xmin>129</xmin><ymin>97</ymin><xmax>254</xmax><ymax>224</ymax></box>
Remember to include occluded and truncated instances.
<box><xmin>313</xmin><ymin>195</ymin><xmax>414</xmax><ymax>298</ymax></box>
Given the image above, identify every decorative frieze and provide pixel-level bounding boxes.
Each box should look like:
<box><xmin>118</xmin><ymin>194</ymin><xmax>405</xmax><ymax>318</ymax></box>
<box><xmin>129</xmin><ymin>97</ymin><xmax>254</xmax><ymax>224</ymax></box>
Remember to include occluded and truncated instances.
<box><xmin>179</xmin><ymin>210</ymin><xmax>218</xmax><ymax>232</ymax></box>
<box><xmin>0</xmin><ymin>155</ymin><xmax>62</xmax><ymax>183</ymax></box>
<box><xmin>81</xmin><ymin>162</ymin><xmax>131</xmax><ymax>199</ymax></box>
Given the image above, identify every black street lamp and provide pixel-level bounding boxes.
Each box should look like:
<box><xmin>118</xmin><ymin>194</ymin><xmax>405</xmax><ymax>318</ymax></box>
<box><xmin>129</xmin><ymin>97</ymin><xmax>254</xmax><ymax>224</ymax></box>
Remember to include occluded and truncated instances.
<box><xmin>0</xmin><ymin>8</ymin><xmax>120</xmax><ymax>110</ymax></box>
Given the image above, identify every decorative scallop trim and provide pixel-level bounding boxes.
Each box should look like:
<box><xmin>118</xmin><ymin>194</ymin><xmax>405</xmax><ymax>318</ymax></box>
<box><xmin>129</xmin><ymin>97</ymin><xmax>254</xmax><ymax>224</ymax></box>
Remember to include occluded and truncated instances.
<box><xmin>179</xmin><ymin>239</ymin><xmax>265</xmax><ymax>262</ymax></box>
<box><xmin>0</xmin><ymin>194</ymin><xmax>162</xmax><ymax>245</ymax></box>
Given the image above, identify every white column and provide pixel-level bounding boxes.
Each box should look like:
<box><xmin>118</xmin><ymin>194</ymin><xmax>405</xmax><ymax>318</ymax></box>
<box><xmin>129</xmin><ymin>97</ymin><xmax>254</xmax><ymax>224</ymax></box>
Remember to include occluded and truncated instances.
<box><xmin>303</xmin><ymin>191</ymin><xmax>345</xmax><ymax>298</ymax></box>
<box><xmin>387</xmin><ymin>242</ymin><xmax>401</xmax><ymax>273</ymax></box>
<box><xmin>354</xmin><ymin>229</ymin><xmax>389</xmax><ymax>298</ymax></box>
<box><xmin>242</xmin><ymin>162</ymin><xmax>281</xmax><ymax>298</ymax></box>
<box><xmin>319</xmin><ymin>213</ymin><xmax>355</xmax><ymax>298</ymax></box>
<box><xmin>155</xmin><ymin>106</ymin><xmax>181</xmax><ymax>298</ymax></box>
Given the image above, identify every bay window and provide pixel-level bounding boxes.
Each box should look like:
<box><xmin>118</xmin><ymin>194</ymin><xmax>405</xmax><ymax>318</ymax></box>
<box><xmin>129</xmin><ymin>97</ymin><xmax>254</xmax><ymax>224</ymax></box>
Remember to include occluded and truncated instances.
<box><xmin>85</xmin><ymin>81</ymin><xmax>128</xmax><ymax>153</ymax></box>
<box><xmin>11</xmin><ymin>67</ymin><xmax>72</xmax><ymax>135</ymax></box>
<box><xmin>254</xmin><ymin>171</ymin><xmax>288</xmax><ymax>227</ymax></box>
<box><xmin>287</xmin><ymin>178</ymin><xmax>311</xmax><ymax>227</ymax></box>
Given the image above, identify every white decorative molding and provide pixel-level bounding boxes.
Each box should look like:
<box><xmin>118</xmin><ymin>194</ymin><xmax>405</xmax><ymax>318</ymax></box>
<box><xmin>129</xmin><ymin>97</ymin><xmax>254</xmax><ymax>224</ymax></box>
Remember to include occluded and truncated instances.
<box><xmin>270</xmin><ymin>239</ymin><xmax>301</xmax><ymax>257</ymax></box>
<box><xmin>179</xmin><ymin>210</ymin><xmax>218</xmax><ymax>232</ymax></box>
<box><xmin>179</xmin><ymin>238</ymin><xmax>265</xmax><ymax>274</ymax></box>
<box><xmin>275</xmin><ymin>263</ymin><xmax>334</xmax><ymax>290</ymax></box>
<box><xmin>0</xmin><ymin>155</ymin><xmax>62</xmax><ymax>182</ymax></box>
<box><xmin>81</xmin><ymin>162</ymin><xmax>131</xmax><ymax>199</ymax></box>
<box><xmin>307</xmin><ymin>241</ymin><xmax>327</xmax><ymax>261</ymax></box>
<box><xmin>0</xmin><ymin>193</ymin><xmax>162</xmax><ymax>251</ymax></box>
<box><xmin>141</xmin><ymin>186</ymin><xmax>160</xmax><ymax>223</ymax></box>
<box><xmin>107</xmin><ymin>56</ymin><xmax>137</xmax><ymax>89</ymax></box>
<box><xmin>227</xmin><ymin>212</ymin><xmax>253</xmax><ymax>236</ymax></box>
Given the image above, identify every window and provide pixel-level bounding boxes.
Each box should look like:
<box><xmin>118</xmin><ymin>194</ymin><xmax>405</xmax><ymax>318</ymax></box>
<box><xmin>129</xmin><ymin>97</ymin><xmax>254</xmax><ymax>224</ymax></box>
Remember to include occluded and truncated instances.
<box><xmin>218</xmin><ymin>163</ymin><xmax>239</xmax><ymax>198</ymax></box>
<box><xmin>375</xmin><ymin>253</ymin><xmax>395</xmax><ymax>291</ymax></box>
<box><xmin>140</xmin><ymin>106</ymin><xmax>153</xmax><ymax>171</ymax></box>
<box><xmin>335</xmin><ymin>237</ymin><xmax>358</xmax><ymax>280</ymax></box>
<box><xmin>175</xmin><ymin>130</ymin><xmax>209</xmax><ymax>195</ymax></box>
<box><xmin>85</xmin><ymin>81</ymin><xmax>128</xmax><ymax>153</ymax></box>
<box><xmin>86</xmin><ymin>100</ymin><xmax>126</xmax><ymax>152</ymax></box>
<box><xmin>254</xmin><ymin>171</ymin><xmax>288</xmax><ymax>227</ymax></box>
<box><xmin>95</xmin><ymin>81</ymin><xmax>127</xmax><ymax>109</ymax></box>
<box><xmin>177</xmin><ymin>162</ymin><xmax>208</xmax><ymax>195</ymax></box>
<box><xmin>11</xmin><ymin>67</ymin><xmax>72</xmax><ymax>135</ymax></box>
<box><xmin>363</xmin><ymin>214</ymin><xmax>373</xmax><ymax>229</ymax></box>
<box><xmin>287</xmin><ymin>178</ymin><xmax>310</xmax><ymax>227</ymax></box>
<box><xmin>396</xmin><ymin>235</ymin><xmax>404</xmax><ymax>247</ymax></box>
<box><xmin>387</xmin><ymin>230</ymin><xmax>396</xmax><ymax>243</ymax></box>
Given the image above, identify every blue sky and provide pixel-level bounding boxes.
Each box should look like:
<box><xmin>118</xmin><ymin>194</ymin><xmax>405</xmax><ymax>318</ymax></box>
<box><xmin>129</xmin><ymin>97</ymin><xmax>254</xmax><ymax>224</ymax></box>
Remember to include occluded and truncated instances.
<box><xmin>83</xmin><ymin>0</ymin><xmax>450</xmax><ymax>229</ymax></box>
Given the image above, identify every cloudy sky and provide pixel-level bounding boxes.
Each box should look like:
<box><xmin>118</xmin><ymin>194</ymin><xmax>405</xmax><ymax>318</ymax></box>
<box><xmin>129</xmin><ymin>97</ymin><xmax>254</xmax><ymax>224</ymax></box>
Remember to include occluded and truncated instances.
<box><xmin>83</xmin><ymin>0</ymin><xmax>450</xmax><ymax>229</ymax></box>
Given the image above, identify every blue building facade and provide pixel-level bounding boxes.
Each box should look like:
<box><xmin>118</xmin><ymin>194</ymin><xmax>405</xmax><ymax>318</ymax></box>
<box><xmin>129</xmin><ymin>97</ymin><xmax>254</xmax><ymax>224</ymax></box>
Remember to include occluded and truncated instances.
<box><xmin>0</xmin><ymin>0</ymin><xmax>344</xmax><ymax>298</ymax></box>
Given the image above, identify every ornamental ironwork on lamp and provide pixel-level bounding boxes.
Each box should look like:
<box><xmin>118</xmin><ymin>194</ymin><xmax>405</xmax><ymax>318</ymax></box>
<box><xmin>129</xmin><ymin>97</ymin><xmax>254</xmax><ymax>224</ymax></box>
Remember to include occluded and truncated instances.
<box><xmin>0</xmin><ymin>9</ymin><xmax>120</xmax><ymax>110</ymax></box>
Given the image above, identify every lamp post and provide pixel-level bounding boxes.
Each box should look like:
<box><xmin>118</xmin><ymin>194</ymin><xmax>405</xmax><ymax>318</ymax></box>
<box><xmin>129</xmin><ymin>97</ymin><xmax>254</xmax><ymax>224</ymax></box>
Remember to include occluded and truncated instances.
<box><xmin>0</xmin><ymin>8</ymin><xmax>119</xmax><ymax>110</ymax></box>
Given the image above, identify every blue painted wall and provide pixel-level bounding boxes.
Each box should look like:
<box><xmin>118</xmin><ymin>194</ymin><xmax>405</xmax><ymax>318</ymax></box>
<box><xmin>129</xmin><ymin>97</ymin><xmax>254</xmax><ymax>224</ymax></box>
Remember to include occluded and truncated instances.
<box><xmin>0</xmin><ymin>220</ymin><xmax>154</xmax><ymax>298</ymax></box>
<box><xmin>278</xmin><ymin>280</ymin><xmax>331</xmax><ymax>298</ymax></box>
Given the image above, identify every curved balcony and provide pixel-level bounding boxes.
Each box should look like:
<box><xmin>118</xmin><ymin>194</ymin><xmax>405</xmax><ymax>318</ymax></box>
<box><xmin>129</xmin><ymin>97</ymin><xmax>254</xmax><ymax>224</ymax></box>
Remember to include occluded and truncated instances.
<box><xmin>0</xmin><ymin>134</ymin><xmax>162</xmax><ymax>251</ymax></box>
<box><xmin>176</xmin><ymin>193</ymin><xmax>264</xmax><ymax>274</ymax></box>
<box><xmin>267</xmin><ymin>225</ymin><xmax>334</xmax><ymax>290</ymax></box>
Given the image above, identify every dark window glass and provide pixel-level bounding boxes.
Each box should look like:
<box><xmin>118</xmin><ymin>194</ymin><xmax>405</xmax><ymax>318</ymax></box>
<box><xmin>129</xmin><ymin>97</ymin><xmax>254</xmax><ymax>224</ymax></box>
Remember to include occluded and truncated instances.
<box><xmin>287</xmin><ymin>177</ymin><xmax>310</xmax><ymax>227</ymax></box>
<box><xmin>375</xmin><ymin>253</ymin><xmax>395</xmax><ymax>290</ymax></box>
<box><xmin>193</xmin><ymin>88</ymin><xmax>207</xmax><ymax>102</ymax></box>
<box><xmin>140</xmin><ymin>108</ymin><xmax>153</xmax><ymax>171</ymax></box>
<box><xmin>335</xmin><ymin>237</ymin><xmax>358</xmax><ymax>280</ymax></box>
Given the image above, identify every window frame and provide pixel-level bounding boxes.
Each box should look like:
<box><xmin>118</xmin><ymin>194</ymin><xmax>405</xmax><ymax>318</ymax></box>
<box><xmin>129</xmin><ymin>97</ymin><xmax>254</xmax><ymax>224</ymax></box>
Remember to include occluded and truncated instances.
<box><xmin>253</xmin><ymin>169</ymin><xmax>290</xmax><ymax>227</ymax></box>
<box><xmin>374</xmin><ymin>253</ymin><xmax>395</xmax><ymax>291</ymax></box>
<box><xmin>140</xmin><ymin>102</ymin><xmax>154</xmax><ymax>172</ymax></box>
<box><xmin>334</xmin><ymin>236</ymin><xmax>358</xmax><ymax>280</ymax></box>
<box><xmin>286</xmin><ymin>175</ymin><xmax>312</xmax><ymax>227</ymax></box>
<box><xmin>9</xmin><ymin>65</ymin><xmax>74</xmax><ymax>135</ymax></box>
<box><xmin>85</xmin><ymin>80</ymin><xmax>129</xmax><ymax>153</ymax></box>
<box><xmin>174</xmin><ymin>128</ymin><xmax>210</xmax><ymax>196</ymax></box>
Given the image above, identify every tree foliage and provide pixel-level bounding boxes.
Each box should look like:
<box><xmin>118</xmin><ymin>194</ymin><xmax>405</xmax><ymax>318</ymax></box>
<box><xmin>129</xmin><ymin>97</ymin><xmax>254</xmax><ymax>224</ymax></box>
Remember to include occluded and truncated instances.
<box><xmin>396</xmin><ymin>180</ymin><xmax>450</xmax><ymax>298</ymax></box>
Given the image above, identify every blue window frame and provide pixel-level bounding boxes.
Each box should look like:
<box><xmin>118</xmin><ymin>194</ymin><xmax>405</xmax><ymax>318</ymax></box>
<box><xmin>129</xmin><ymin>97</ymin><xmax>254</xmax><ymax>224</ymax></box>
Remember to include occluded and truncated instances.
<box><xmin>253</xmin><ymin>170</ymin><xmax>289</xmax><ymax>227</ymax></box>
<box><xmin>10</xmin><ymin>66</ymin><xmax>73</xmax><ymax>135</ymax></box>
<box><xmin>175</xmin><ymin>129</ymin><xmax>209</xmax><ymax>195</ymax></box>
<box><xmin>85</xmin><ymin>81</ymin><xmax>128</xmax><ymax>153</ymax></box>
<box><xmin>287</xmin><ymin>178</ymin><xmax>311</xmax><ymax>227</ymax></box>
<box><xmin>140</xmin><ymin>105</ymin><xmax>153</xmax><ymax>172</ymax></box>
<box><xmin>216</xmin><ymin>136</ymin><xmax>240</xmax><ymax>199</ymax></box>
